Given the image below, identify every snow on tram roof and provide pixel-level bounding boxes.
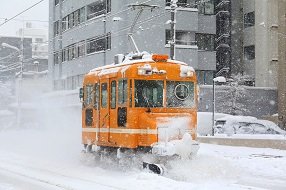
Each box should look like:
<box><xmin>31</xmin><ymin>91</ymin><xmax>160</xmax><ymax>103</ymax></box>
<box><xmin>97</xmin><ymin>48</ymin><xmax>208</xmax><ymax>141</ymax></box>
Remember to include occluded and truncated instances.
<box><xmin>89</xmin><ymin>53</ymin><xmax>189</xmax><ymax>74</ymax></box>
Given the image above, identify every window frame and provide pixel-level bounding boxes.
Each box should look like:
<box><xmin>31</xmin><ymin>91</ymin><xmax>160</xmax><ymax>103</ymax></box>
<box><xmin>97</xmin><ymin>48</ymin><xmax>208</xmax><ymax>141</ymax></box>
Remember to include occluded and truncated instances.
<box><xmin>244</xmin><ymin>11</ymin><xmax>255</xmax><ymax>28</ymax></box>
<box><xmin>195</xmin><ymin>33</ymin><xmax>215</xmax><ymax>51</ymax></box>
<box><xmin>198</xmin><ymin>0</ymin><xmax>215</xmax><ymax>15</ymax></box>
<box><xmin>165</xmin><ymin>29</ymin><xmax>196</xmax><ymax>46</ymax></box>
<box><xmin>55</xmin><ymin>0</ymin><xmax>60</xmax><ymax>6</ymax></box>
<box><xmin>244</xmin><ymin>45</ymin><xmax>255</xmax><ymax>60</ymax></box>
<box><xmin>87</xmin><ymin>0</ymin><xmax>111</xmax><ymax>20</ymax></box>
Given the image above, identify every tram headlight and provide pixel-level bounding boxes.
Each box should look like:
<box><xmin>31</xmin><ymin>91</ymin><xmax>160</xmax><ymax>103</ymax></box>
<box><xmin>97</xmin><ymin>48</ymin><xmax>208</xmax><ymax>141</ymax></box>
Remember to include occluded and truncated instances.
<box><xmin>138</xmin><ymin>64</ymin><xmax>152</xmax><ymax>75</ymax></box>
<box><xmin>138</xmin><ymin>68</ymin><xmax>145</xmax><ymax>75</ymax></box>
<box><xmin>186</xmin><ymin>70</ymin><xmax>193</xmax><ymax>77</ymax></box>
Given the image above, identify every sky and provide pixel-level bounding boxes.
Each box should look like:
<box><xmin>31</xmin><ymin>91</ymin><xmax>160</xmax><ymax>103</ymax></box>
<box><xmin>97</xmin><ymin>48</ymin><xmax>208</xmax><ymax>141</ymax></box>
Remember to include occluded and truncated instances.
<box><xmin>0</xmin><ymin>0</ymin><xmax>49</xmax><ymax>36</ymax></box>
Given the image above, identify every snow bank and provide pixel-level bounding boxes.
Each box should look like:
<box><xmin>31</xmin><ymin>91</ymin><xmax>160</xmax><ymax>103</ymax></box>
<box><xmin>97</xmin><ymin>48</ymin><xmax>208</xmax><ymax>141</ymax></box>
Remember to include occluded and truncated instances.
<box><xmin>197</xmin><ymin>112</ymin><xmax>230</xmax><ymax>136</ymax></box>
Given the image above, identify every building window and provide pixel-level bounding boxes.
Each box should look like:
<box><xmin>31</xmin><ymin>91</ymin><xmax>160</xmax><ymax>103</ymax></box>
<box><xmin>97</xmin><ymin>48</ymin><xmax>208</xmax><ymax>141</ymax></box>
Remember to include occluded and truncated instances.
<box><xmin>198</xmin><ymin>0</ymin><xmax>214</xmax><ymax>15</ymax></box>
<box><xmin>53</xmin><ymin>20</ymin><xmax>60</xmax><ymax>36</ymax></box>
<box><xmin>54</xmin><ymin>51</ymin><xmax>60</xmax><ymax>65</ymax></box>
<box><xmin>68</xmin><ymin>44</ymin><xmax>77</xmax><ymax>60</ymax></box>
<box><xmin>244</xmin><ymin>12</ymin><xmax>255</xmax><ymax>28</ymax></box>
<box><xmin>244</xmin><ymin>45</ymin><xmax>255</xmax><ymax>60</ymax></box>
<box><xmin>166</xmin><ymin>0</ymin><xmax>197</xmax><ymax>8</ymax></box>
<box><xmin>86</xmin><ymin>33</ymin><xmax>111</xmax><ymax>54</ymax></box>
<box><xmin>166</xmin><ymin>30</ymin><xmax>195</xmax><ymax>46</ymax></box>
<box><xmin>79</xmin><ymin>7</ymin><xmax>85</xmax><ymax>23</ymax></box>
<box><xmin>87</xmin><ymin>0</ymin><xmax>111</xmax><ymax>20</ymax></box>
<box><xmin>62</xmin><ymin>7</ymin><xmax>85</xmax><ymax>32</ymax></box>
<box><xmin>196</xmin><ymin>33</ymin><xmax>215</xmax><ymax>51</ymax></box>
<box><xmin>197</xmin><ymin>70</ymin><xmax>214</xmax><ymax>85</ymax></box>
<box><xmin>78</xmin><ymin>41</ymin><xmax>86</xmax><ymax>57</ymax></box>
<box><xmin>62</xmin><ymin>48</ymin><xmax>68</xmax><ymax>62</ymax></box>
<box><xmin>55</xmin><ymin>0</ymin><xmax>59</xmax><ymax>6</ymax></box>
<box><xmin>74</xmin><ymin>10</ymin><xmax>79</xmax><ymax>26</ymax></box>
<box><xmin>62</xmin><ymin>16</ymin><xmax>67</xmax><ymax>32</ymax></box>
<box><xmin>68</xmin><ymin>13</ymin><xmax>74</xmax><ymax>29</ymax></box>
<box><xmin>35</xmin><ymin>38</ymin><xmax>43</xmax><ymax>43</ymax></box>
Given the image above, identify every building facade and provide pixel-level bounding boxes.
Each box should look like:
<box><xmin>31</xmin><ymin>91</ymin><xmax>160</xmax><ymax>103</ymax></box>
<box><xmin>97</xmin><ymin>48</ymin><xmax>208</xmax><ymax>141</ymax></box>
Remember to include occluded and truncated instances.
<box><xmin>16</xmin><ymin>23</ymin><xmax>49</xmax><ymax>73</ymax></box>
<box><xmin>49</xmin><ymin>0</ymin><xmax>217</xmax><ymax>90</ymax></box>
<box><xmin>277</xmin><ymin>0</ymin><xmax>286</xmax><ymax>129</ymax></box>
<box><xmin>216</xmin><ymin>0</ymin><xmax>283</xmax><ymax>87</ymax></box>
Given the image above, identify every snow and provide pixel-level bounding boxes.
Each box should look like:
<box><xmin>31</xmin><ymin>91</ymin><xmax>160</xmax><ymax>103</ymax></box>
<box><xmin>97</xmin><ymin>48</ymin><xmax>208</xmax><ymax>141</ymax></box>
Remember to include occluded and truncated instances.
<box><xmin>213</xmin><ymin>134</ymin><xmax>286</xmax><ymax>140</ymax></box>
<box><xmin>0</xmin><ymin>123</ymin><xmax>286</xmax><ymax>190</ymax></box>
<box><xmin>112</xmin><ymin>17</ymin><xmax>122</xmax><ymax>22</ymax></box>
<box><xmin>213</xmin><ymin>76</ymin><xmax>226</xmax><ymax>83</ymax></box>
<box><xmin>1</xmin><ymin>91</ymin><xmax>286</xmax><ymax>189</ymax></box>
<box><xmin>0</xmin><ymin>99</ymin><xmax>285</xmax><ymax>190</ymax></box>
<box><xmin>215</xmin><ymin>115</ymin><xmax>286</xmax><ymax>135</ymax></box>
<box><xmin>197</xmin><ymin>112</ymin><xmax>286</xmax><ymax>137</ymax></box>
<box><xmin>197</xmin><ymin>112</ymin><xmax>230</xmax><ymax>136</ymax></box>
<box><xmin>0</xmin><ymin>110</ymin><xmax>13</xmax><ymax>116</ymax></box>
<box><xmin>180</xmin><ymin>65</ymin><xmax>195</xmax><ymax>77</ymax></box>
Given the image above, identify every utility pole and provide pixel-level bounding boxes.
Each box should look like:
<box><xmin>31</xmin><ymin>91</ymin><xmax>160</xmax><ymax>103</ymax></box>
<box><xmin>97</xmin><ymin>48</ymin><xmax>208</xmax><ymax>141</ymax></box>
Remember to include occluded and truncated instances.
<box><xmin>278</xmin><ymin>0</ymin><xmax>286</xmax><ymax>130</ymax></box>
<box><xmin>16</xmin><ymin>19</ymin><xmax>25</xmax><ymax>128</ymax></box>
<box><xmin>170</xmin><ymin>0</ymin><xmax>177</xmax><ymax>60</ymax></box>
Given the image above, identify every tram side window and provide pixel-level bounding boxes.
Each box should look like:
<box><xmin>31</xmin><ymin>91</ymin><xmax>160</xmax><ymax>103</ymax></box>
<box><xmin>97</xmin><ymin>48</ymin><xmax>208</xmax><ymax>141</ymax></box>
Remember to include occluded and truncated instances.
<box><xmin>85</xmin><ymin>85</ymin><xmax>93</xmax><ymax>105</ymax></box>
<box><xmin>167</xmin><ymin>81</ymin><xmax>195</xmax><ymax>108</ymax></box>
<box><xmin>94</xmin><ymin>83</ymin><xmax>99</xmax><ymax>109</ymax></box>
<box><xmin>101</xmin><ymin>83</ymin><xmax>108</xmax><ymax>108</ymax></box>
<box><xmin>118</xmin><ymin>79</ymin><xmax>127</xmax><ymax>105</ymax></box>
<box><xmin>111</xmin><ymin>81</ymin><xmax>116</xmax><ymax>109</ymax></box>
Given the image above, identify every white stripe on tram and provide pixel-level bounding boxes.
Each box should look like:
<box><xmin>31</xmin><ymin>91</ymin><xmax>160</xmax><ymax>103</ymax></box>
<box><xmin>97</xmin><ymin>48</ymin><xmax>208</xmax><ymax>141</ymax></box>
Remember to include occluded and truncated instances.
<box><xmin>82</xmin><ymin>128</ymin><xmax>158</xmax><ymax>135</ymax></box>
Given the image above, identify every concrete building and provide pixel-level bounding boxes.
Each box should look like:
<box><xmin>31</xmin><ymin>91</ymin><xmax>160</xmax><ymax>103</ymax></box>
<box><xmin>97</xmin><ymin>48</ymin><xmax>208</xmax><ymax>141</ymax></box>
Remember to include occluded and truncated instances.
<box><xmin>49</xmin><ymin>0</ymin><xmax>217</xmax><ymax>90</ymax></box>
<box><xmin>242</xmin><ymin>0</ymin><xmax>279</xmax><ymax>87</ymax></box>
<box><xmin>216</xmin><ymin>0</ymin><xmax>283</xmax><ymax>87</ymax></box>
<box><xmin>16</xmin><ymin>23</ymin><xmax>49</xmax><ymax>72</ymax></box>
<box><xmin>277</xmin><ymin>0</ymin><xmax>286</xmax><ymax>130</ymax></box>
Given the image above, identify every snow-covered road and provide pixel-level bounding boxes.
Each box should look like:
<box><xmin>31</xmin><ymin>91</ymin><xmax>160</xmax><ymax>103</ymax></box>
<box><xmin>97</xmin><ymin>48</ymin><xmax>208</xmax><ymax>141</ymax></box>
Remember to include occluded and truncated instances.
<box><xmin>0</xmin><ymin>126</ymin><xmax>285</xmax><ymax>190</ymax></box>
<box><xmin>0</xmin><ymin>96</ymin><xmax>285</xmax><ymax>190</ymax></box>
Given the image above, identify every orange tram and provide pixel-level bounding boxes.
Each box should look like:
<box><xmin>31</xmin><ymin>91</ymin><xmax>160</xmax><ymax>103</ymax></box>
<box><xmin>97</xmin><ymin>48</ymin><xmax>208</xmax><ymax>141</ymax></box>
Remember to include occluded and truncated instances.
<box><xmin>80</xmin><ymin>53</ymin><xmax>199</xmax><ymax>173</ymax></box>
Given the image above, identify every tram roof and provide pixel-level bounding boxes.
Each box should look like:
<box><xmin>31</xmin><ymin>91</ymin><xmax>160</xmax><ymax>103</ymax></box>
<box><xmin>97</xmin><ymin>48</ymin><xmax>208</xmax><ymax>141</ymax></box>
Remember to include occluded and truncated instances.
<box><xmin>88</xmin><ymin>54</ymin><xmax>191</xmax><ymax>74</ymax></box>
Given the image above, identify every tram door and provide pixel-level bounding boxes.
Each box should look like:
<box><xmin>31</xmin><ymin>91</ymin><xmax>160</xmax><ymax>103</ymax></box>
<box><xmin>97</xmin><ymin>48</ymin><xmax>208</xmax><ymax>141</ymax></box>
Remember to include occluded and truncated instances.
<box><xmin>99</xmin><ymin>79</ymin><xmax>110</xmax><ymax>143</ymax></box>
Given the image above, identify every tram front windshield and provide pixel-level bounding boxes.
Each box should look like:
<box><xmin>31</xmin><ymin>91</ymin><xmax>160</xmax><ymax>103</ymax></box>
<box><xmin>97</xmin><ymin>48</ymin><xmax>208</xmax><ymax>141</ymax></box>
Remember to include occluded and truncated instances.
<box><xmin>134</xmin><ymin>80</ymin><xmax>195</xmax><ymax>108</ymax></box>
<box><xmin>135</xmin><ymin>80</ymin><xmax>163</xmax><ymax>107</ymax></box>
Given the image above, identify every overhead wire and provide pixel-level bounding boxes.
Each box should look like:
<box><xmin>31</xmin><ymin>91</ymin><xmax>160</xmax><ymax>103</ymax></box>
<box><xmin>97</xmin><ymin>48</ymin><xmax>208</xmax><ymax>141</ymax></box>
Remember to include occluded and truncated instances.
<box><xmin>0</xmin><ymin>0</ymin><xmax>46</xmax><ymax>28</ymax></box>
<box><xmin>0</xmin><ymin>0</ymin><xmax>169</xmax><ymax>72</ymax></box>
<box><xmin>0</xmin><ymin>18</ymin><xmax>48</xmax><ymax>23</ymax></box>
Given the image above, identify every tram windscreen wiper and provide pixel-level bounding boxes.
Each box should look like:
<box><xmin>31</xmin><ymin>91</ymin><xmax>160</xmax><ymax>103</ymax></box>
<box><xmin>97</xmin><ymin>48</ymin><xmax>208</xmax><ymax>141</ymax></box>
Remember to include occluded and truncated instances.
<box><xmin>143</xmin><ymin>95</ymin><xmax>152</xmax><ymax>112</ymax></box>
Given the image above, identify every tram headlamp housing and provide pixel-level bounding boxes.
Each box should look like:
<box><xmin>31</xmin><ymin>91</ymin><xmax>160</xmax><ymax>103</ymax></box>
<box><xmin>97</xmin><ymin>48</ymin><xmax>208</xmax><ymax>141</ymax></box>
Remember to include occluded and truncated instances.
<box><xmin>138</xmin><ymin>64</ymin><xmax>152</xmax><ymax>75</ymax></box>
<box><xmin>186</xmin><ymin>70</ymin><xmax>193</xmax><ymax>77</ymax></box>
<box><xmin>138</xmin><ymin>65</ymin><xmax>167</xmax><ymax>76</ymax></box>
